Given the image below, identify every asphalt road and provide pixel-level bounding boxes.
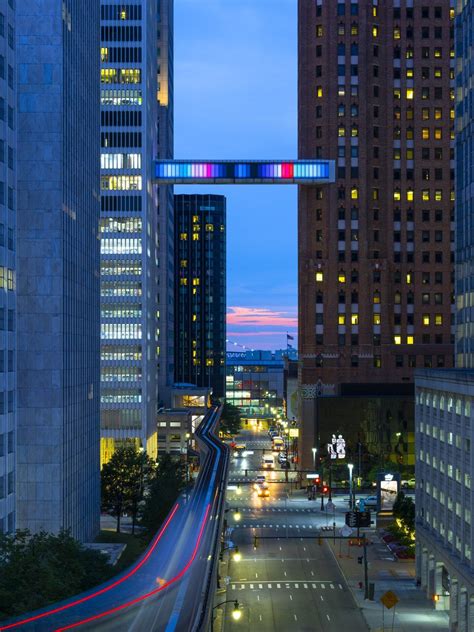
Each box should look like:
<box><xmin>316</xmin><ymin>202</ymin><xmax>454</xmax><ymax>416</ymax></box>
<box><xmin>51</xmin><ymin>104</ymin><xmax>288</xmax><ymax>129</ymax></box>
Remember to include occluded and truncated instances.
<box><xmin>219</xmin><ymin>428</ymin><xmax>368</xmax><ymax>632</ymax></box>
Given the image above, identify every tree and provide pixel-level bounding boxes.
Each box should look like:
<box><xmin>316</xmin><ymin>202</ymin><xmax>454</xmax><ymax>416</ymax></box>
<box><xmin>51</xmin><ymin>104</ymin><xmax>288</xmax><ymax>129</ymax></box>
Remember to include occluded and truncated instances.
<box><xmin>101</xmin><ymin>442</ymin><xmax>155</xmax><ymax>533</ymax></box>
<box><xmin>140</xmin><ymin>454</ymin><xmax>186</xmax><ymax>535</ymax></box>
<box><xmin>220</xmin><ymin>401</ymin><xmax>242</xmax><ymax>436</ymax></box>
<box><xmin>0</xmin><ymin>530</ymin><xmax>111</xmax><ymax>620</ymax></box>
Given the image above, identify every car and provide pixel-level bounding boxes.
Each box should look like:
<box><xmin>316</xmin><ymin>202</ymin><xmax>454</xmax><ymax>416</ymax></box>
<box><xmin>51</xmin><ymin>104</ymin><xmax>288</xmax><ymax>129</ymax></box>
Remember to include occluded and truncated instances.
<box><xmin>402</xmin><ymin>478</ymin><xmax>416</xmax><ymax>489</ymax></box>
<box><xmin>278</xmin><ymin>452</ymin><xmax>287</xmax><ymax>462</ymax></box>
<box><xmin>254</xmin><ymin>475</ymin><xmax>266</xmax><ymax>490</ymax></box>
<box><xmin>357</xmin><ymin>495</ymin><xmax>377</xmax><ymax>508</ymax></box>
<box><xmin>257</xmin><ymin>485</ymin><xmax>270</xmax><ymax>498</ymax></box>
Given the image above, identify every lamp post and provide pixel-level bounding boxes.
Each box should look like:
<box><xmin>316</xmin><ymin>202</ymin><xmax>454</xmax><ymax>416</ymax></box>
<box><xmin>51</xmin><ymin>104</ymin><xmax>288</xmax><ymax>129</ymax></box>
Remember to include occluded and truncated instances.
<box><xmin>348</xmin><ymin>463</ymin><xmax>354</xmax><ymax>509</ymax></box>
<box><xmin>312</xmin><ymin>447</ymin><xmax>317</xmax><ymax>470</ymax></box>
<box><xmin>211</xmin><ymin>599</ymin><xmax>242</xmax><ymax>631</ymax></box>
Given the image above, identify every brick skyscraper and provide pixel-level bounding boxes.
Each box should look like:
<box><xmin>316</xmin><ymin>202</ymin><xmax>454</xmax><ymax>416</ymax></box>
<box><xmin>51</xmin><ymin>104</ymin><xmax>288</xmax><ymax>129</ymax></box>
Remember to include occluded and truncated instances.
<box><xmin>298</xmin><ymin>1</ymin><xmax>455</xmax><ymax>470</ymax></box>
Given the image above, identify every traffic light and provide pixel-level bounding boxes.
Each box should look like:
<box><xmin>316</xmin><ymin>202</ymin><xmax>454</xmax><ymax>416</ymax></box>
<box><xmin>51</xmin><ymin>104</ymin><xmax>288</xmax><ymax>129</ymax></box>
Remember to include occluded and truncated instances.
<box><xmin>322</xmin><ymin>485</ymin><xmax>329</xmax><ymax>494</ymax></box>
<box><xmin>314</xmin><ymin>476</ymin><xmax>320</xmax><ymax>487</ymax></box>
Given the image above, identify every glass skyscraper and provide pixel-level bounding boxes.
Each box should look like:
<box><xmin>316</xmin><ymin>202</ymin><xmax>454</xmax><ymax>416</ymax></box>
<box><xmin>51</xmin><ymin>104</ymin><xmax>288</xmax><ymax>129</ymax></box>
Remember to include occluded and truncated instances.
<box><xmin>0</xmin><ymin>0</ymin><xmax>16</xmax><ymax>535</ymax></box>
<box><xmin>100</xmin><ymin>0</ymin><xmax>174</xmax><ymax>463</ymax></box>
<box><xmin>16</xmin><ymin>0</ymin><xmax>101</xmax><ymax>541</ymax></box>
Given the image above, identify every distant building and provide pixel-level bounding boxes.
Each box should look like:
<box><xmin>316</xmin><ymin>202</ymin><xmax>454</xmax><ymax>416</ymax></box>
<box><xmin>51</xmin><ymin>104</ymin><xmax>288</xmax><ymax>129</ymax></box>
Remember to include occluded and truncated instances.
<box><xmin>16</xmin><ymin>0</ymin><xmax>101</xmax><ymax>541</ymax></box>
<box><xmin>99</xmin><ymin>0</ymin><xmax>174</xmax><ymax>464</ymax></box>
<box><xmin>174</xmin><ymin>194</ymin><xmax>226</xmax><ymax>398</ymax></box>
<box><xmin>226</xmin><ymin>351</ymin><xmax>286</xmax><ymax>421</ymax></box>
<box><xmin>0</xmin><ymin>0</ymin><xmax>16</xmax><ymax>535</ymax></box>
<box><xmin>298</xmin><ymin>0</ymin><xmax>455</xmax><ymax>470</ymax></box>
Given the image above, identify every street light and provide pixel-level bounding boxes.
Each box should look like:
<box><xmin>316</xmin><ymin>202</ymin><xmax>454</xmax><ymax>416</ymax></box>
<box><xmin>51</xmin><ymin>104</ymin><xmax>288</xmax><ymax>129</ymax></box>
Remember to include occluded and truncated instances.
<box><xmin>211</xmin><ymin>600</ymin><xmax>242</xmax><ymax>631</ymax></box>
<box><xmin>220</xmin><ymin>545</ymin><xmax>241</xmax><ymax>563</ymax></box>
<box><xmin>348</xmin><ymin>463</ymin><xmax>354</xmax><ymax>509</ymax></box>
<box><xmin>233</xmin><ymin>508</ymin><xmax>241</xmax><ymax>522</ymax></box>
<box><xmin>312</xmin><ymin>447</ymin><xmax>317</xmax><ymax>469</ymax></box>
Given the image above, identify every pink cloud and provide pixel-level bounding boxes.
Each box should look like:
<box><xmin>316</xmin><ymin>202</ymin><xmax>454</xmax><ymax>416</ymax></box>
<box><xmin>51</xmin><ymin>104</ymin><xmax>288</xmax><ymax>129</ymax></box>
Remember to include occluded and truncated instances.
<box><xmin>227</xmin><ymin>306</ymin><xmax>297</xmax><ymax>327</ymax></box>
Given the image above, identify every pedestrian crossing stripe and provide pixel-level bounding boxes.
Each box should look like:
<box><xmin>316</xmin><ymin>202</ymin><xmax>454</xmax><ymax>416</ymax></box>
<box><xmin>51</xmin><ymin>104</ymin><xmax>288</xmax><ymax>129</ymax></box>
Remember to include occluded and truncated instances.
<box><xmin>230</xmin><ymin>582</ymin><xmax>344</xmax><ymax>591</ymax></box>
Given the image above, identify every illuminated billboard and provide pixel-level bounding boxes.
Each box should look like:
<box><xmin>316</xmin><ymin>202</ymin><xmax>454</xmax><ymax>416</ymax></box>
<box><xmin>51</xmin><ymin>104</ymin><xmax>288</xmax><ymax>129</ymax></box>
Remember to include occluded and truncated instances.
<box><xmin>154</xmin><ymin>160</ymin><xmax>334</xmax><ymax>184</ymax></box>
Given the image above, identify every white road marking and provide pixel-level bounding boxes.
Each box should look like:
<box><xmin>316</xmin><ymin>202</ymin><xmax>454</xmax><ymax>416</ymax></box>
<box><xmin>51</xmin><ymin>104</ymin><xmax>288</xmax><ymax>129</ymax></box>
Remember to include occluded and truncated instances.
<box><xmin>339</xmin><ymin>583</ymin><xmax>343</xmax><ymax>589</ymax></box>
<box><xmin>294</xmin><ymin>614</ymin><xmax>298</xmax><ymax>621</ymax></box>
<box><xmin>250</xmin><ymin>584</ymin><xmax>254</xmax><ymax>589</ymax></box>
<box><xmin>327</xmin><ymin>614</ymin><xmax>331</xmax><ymax>621</ymax></box>
<box><xmin>277</xmin><ymin>583</ymin><xmax>281</xmax><ymax>588</ymax></box>
<box><xmin>321</xmin><ymin>584</ymin><xmax>325</xmax><ymax>589</ymax></box>
<box><xmin>284</xmin><ymin>571</ymin><xmax>287</xmax><ymax>576</ymax></box>
<box><xmin>257</xmin><ymin>595</ymin><xmax>260</xmax><ymax>601</ymax></box>
<box><xmin>295</xmin><ymin>583</ymin><xmax>299</xmax><ymax>588</ymax></box>
<box><xmin>320</xmin><ymin>595</ymin><xmax>324</xmax><ymax>601</ymax></box>
<box><xmin>304</xmin><ymin>583</ymin><xmax>308</xmax><ymax>589</ymax></box>
<box><xmin>255</xmin><ymin>573</ymin><xmax>258</xmax><ymax>578</ymax></box>
<box><xmin>259</xmin><ymin>584</ymin><xmax>263</xmax><ymax>589</ymax></box>
<box><xmin>330</xmin><ymin>583</ymin><xmax>334</xmax><ymax>589</ymax></box>
<box><xmin>289</xmin><ymin>594</ymin><xmax>293</xmax><ymax>601</ymax></box>
<box><xmin>311</xmin><ymin>571</ymin><xmax>314</xmax><ymax>576</ymax></box>
<box><xmin>259</xmin><ymin>614</ymin><xmax>262</xmax><ymax>621</ymax></box>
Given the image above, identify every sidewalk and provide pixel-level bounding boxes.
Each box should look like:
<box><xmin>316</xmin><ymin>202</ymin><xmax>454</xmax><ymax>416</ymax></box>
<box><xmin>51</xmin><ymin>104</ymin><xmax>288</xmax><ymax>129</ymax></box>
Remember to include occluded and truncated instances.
<box><xmin>326</xmin><ymin>530</ymin><xmax>449</xmax><ymax>631</ymax></box>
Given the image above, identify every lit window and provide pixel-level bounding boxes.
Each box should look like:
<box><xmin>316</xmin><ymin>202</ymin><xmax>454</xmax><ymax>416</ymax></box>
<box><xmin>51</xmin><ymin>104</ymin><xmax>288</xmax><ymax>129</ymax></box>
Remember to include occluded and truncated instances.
<box><xmin>316</xmin><ymin>272</ymin><xmax>324</xmax><ymax>282</ymax></box>
<box><xmin>180</xmin><ymin>278</ymin><xmax>187</xmax><ymax>286</ymax></box>
<box><xmin>422</xmin><ymin>190</ymin><xmax>430</xmax><ymax>201</ymax></box>
<box><xmin>423</xmin><ymin>314</ymin><xmax>430</xmax><ymax>326</ymax></box>
<box><xmin>192</xmin><ymin>278</ymin><xmax>200</xmax><ymax>286</ymax></box>
<box><xmin>338</xmin><ymin>315</ymin><xmax>345</xmax><ymax>325</ymax></box>
<box><xmin>373</xmin><ymin>314</ymin><xmax>381</xmax><ymax>325</ymax></box>
<box><xmin>407</xmin><ymin>336</ymin><xmax>414</xmax><ymax>345</ymax></box>
<box><xmin>406</xmin><ymin>189</ymin><xmax>414</xmax><ymax>201</ymax></box>
<box><xmin>435</xmin><ymin>314</ymin><xmax>443</xmax><ymax>325</ymax></box>
<box><xmin>373</xmin><ymin>291</ymin><xmax>380</xmax><ymax>304</ymax></box>
<box><xmin>394</xmin><ymin>336</ymin><xmax>402</xmax><ymax>345</ymax></box>
<box><xmin>406</xmin><ymin>89</ymin><xmax>414</xmax><ymax>100</ymax></box>
<box><xmin>422</xmin><ymin>128</ymin><xmax>430</xmax><ymax>140</ymax></box>
<box><xmin>351</xmin><ymin>314</ymin><xmax>358</xmax><ymax>325</ymax></box>
<box><xmin>393</xmin><ymin>190</ymin><xmax>401</xmax><ymax>201</ymax></box>
<box><xmin>192</xmin><ymin>234</ymin><xmax>200</xmax><ymax>241</ymax></box>
<box><xmin>317</xmin><ymin>86</ymin><xmax>323</xmax><ymax>97</ymax></box>
<box><xmin>372</xmin><ymin>26</ymin><xmax>378</xmax><ymax>37</ymax></box>
<box><xmin>338</xmin><ymin>125</ymin><xmax>345</xmax><ymax>137</ymax></box>
<box><xmin>338</xmin><ymin>271</ymin><xmax>346</xmax><ymax>283</ymax></box>
<box><xmin>406</xmin><ymin>273</ymin><xmax>412</xmax><ymax>284</ymax></box>
<box><xmin>180</xmin><ymin>233</ymin><xmax>187</xmax><ymax>240</ymax></box>
<box><xmin>393</xmin><ymin>27</ymin><xmax>401</xmax><ymax>39</ymax></box>
<box><xmin>435</xmin><ymin>190</ymin><xmax>442</xmax><ymax>201</ymax></box>
<box><xmin>434</xmin><ymin>128</ymin><xmax>442</xmax><ymax>140</ymax></box>
<box><xmin>351</xmin><ymin>187</ymin><xmax>358</xmax><ymax>200</ymax></box>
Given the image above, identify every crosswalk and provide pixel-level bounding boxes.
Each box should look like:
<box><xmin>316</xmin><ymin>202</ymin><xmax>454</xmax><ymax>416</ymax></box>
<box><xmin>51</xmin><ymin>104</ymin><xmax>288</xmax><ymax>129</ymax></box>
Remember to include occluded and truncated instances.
<box><xmin>237</xmin><ymin>507</ymin><xmax>324</xmax><ymax>514</ymax></box>
<box><xmin>230</xmin><ymin>581</ymin><xmax>345</xmax><ymax>591</ymax></box>
<box><xmin>236</xmin><ymin>523</ymin><xmax>319</xmax><ymax>529</ymax></box>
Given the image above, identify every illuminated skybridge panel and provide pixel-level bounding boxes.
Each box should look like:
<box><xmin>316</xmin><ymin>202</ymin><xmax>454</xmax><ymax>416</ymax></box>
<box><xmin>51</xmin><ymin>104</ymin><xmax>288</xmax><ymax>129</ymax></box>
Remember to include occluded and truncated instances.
<box><xmin>154</xmin><ymin>160</ymin><xmax>335</xmax><ymax>184</ymax></box>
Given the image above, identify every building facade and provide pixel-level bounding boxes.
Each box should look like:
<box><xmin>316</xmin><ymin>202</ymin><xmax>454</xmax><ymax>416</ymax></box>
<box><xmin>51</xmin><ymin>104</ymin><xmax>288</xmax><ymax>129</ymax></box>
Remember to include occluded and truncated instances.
<box><xmin>0</xmin><ymin>1</ymin><xmax>16</xmax><ymax>535</ymax></box>
<box><xmin>298</xmin><ymin>0</ymin><xmax>455</xmax><ymax>469</ymax></box>
<box><xmin>100</xmin><ymin>0</ymin><xmax>174</xmax><ymax>464</ymax></box>
<box><xmin>16</xmin><ymin>0</ymin><xmax>101</xmax><ymax>541</ymax></box>
<box><xmin>415</xmin><ymin>370</ymin><xmax>474</xmax><ymax>629</ymax></box>
<box><xmin>226</xmin><ymin>351</ymin><xmax>287</xmax><ymax>421</ymax></box>
<box><xmin>174</xmin><ymin>194</ymin><xmax>226</xmax><ymax>398</ymax></box>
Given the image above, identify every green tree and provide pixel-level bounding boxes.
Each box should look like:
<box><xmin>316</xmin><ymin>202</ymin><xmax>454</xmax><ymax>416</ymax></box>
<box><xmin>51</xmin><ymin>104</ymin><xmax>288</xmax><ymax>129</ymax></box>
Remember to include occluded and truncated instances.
<box><xmin>140</xmin><ymin>454</ymin><xmax>186</xmax><ymax>535</ymax></box>
<box><xmin>220</xmin><ymin>401</ymin><xmax>242</xmax><ymax>436</ymax></box>
<box><xmin>0</xmin><ymin>530</ymin><xmax>111</xmax><ymax>620</ymax></box>
<box><xmin>101</xmin><ymin>442</ymin><xmax>155</xmax><ymax>533</ymax></box>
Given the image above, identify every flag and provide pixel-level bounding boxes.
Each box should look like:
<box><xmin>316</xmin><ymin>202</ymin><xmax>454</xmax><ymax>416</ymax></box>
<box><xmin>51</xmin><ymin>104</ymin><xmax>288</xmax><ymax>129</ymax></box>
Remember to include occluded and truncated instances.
<box><xmin>287</xmin><ymin>334</ymin><xmax>294</xmax><ymax>341</ymax></box>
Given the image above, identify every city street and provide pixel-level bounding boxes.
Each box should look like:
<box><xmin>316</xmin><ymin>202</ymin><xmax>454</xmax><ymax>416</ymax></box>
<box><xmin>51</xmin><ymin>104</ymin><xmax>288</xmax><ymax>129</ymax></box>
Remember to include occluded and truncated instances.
<box><xmin>217</xmin><ymin>428</ymin><xmax>368</xmax><ymax>631</ymax></box>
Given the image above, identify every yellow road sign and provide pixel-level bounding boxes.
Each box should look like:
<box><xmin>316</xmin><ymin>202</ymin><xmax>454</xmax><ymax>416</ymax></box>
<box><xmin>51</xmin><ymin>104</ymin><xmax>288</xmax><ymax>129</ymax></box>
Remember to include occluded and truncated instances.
<box><xmin>380</xmin><ymin>590</ymin><xmax>399</xmax><ymax>609</ymax></box>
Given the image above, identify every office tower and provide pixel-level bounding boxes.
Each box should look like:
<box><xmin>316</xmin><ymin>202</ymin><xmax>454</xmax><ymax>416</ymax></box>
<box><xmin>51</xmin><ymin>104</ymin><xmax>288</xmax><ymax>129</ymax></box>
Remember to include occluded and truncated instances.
<box><xmin>413</xmin><ymin>5</ymin><xmax>474</xmax><ymax>627</ymax></box>
<box><xmin>0</xmin><ymin>2</ymin><xmax>16</xmax><ymax>535</ymax></box>
<box><xmin>298</xmin><ymin>0</ymin><xmax>455</xmax><ymax>470</ymax></box>
<box><xmin>16</xmin><ymin>0</ymin><xmax>101</xmax><ymax>541</ymax></box>
<box><xmin>174</xmin><ymin>194</ymin><xmax>226</xmax><ymax>398</ymax></box>
<box><xmin>100</xmin><ymin>0</ymin><xmax>174</xmax><ymax>463</ymax></box>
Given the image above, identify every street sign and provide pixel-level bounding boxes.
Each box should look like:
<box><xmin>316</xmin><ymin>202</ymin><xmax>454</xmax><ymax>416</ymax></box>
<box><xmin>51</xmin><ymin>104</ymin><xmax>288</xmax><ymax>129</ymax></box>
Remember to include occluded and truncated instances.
<box><xmin>345</xmin><ymin>510</ymin><xmax>371</xmax><ymax>528</ymax></box>
<box><xmin>340</xmin><ymin>525</ymin><xmax>353</xmax><ymax>537</ymax></box>
<box><xmin>380</xmin><ymin>590</ymin><xmax>399</xmax><ymax>610</ymax></box>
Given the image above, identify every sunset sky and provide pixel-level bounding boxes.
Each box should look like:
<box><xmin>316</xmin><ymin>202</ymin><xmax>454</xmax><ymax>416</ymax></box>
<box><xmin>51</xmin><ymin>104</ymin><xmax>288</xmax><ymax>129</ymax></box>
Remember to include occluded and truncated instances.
<box><xmin>174</xmin><ymin>0</ymin><xmax>297</xmax><ymax>351</ymax></box>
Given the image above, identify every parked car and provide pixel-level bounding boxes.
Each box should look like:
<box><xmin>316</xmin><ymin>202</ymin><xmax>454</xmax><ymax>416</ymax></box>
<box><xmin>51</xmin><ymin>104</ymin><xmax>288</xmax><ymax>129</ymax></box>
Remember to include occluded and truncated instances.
<box><xmin>357</xmin><ymin>495</ymin><xmax>377</xmax><ymax>509</ymax></box>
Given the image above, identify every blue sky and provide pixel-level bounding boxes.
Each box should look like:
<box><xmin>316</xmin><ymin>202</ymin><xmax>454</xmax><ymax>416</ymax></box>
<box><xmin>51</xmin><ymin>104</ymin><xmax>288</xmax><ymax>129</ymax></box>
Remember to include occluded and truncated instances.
<box><xmin>174</xmin><ymin>0</ymin><xmax>297</xmax><ymax>351</ymax></box>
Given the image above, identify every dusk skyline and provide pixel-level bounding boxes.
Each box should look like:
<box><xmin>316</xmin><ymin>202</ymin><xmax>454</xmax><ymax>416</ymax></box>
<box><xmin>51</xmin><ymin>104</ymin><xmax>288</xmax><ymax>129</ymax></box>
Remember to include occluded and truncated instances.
<box><xmin>174</xmin><ymin>0</ymin><xmax>298</xmax><ymax>350</ymax></box>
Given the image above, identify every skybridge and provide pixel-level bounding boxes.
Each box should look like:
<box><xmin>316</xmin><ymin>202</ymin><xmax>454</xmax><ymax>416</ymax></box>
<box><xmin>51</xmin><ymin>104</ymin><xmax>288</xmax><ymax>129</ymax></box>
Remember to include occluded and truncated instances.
<box><xmin>154</xmin><ymin>159</ymin><xmax>335</xmax><ymax>184</ymax></box>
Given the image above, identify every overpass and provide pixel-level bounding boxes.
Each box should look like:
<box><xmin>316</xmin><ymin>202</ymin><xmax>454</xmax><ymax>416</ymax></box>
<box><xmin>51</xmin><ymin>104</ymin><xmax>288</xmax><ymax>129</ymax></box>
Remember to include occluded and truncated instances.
<box><xmin>155</xmin><ymin>159</ymin><xmax>335</xmax><ymax>184</ymax></box>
